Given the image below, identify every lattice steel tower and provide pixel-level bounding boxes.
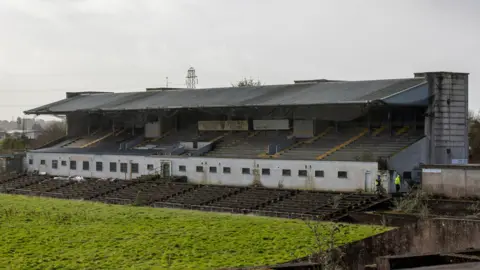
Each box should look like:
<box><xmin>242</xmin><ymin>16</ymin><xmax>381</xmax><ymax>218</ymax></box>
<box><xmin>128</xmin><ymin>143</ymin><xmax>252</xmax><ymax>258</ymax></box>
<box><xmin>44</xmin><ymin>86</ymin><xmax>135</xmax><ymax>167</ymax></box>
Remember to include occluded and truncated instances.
<box><xmin>185</xmin><ymin>67</ymin><xmax>198</xmax><ymax>89</ymax></box>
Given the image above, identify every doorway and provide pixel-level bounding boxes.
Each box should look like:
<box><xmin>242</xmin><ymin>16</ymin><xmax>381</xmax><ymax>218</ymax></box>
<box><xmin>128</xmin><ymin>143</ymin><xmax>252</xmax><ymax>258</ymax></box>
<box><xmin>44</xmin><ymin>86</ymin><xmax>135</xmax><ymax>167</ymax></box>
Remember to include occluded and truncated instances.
<box><xmin>364</xmin><ymin>171</ymin><xmax>372</xmax><ymax>192</ymax></box>
<box><xmin>161</xmin><ymin>162</ymin><xmax>171</xmax><ymax>178</ymax></box>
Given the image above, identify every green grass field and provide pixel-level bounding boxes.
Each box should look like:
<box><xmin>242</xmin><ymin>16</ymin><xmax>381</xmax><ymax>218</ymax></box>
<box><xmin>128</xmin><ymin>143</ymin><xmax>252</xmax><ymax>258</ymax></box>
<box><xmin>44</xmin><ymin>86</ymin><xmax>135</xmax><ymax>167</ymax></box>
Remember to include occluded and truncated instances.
<box><xmin>0</xmin><ymin>195</ymin><xmax>389</xmax><ymax>270</ymax></box>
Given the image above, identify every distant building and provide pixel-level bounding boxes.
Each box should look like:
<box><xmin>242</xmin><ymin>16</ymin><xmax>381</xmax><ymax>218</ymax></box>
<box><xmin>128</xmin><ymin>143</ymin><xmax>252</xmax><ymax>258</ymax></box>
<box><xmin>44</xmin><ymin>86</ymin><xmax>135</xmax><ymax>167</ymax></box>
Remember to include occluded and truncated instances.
<box><xmin>6</xmin><ymin>129</ymin><xmax>42</xmax><ymax>140</ymax></box>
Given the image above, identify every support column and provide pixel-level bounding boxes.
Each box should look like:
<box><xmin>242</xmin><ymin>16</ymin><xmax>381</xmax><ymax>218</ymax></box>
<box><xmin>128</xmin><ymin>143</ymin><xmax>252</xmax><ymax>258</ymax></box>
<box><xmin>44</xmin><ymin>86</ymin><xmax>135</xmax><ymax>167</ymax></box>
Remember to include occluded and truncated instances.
<box><xmin>87</xmin><ymin>116</ymin><xmax>91</xmax><ymax>135</ymax></box>
<box><xmin>388</xmin><ymin>110</ymin><xmax>392</xmax><ymax>136</ymax></box>
<box><xmin>367</xmin><ymin>111</ymin><xmax>371</xmax><ymax>134</ymax></box>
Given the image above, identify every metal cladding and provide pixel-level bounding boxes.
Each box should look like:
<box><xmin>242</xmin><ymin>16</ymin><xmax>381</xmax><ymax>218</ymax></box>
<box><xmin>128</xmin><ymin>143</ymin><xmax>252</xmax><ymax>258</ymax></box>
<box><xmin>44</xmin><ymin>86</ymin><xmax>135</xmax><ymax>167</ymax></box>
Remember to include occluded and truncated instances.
<box><xmin>25</xmin><ymin>78</ymin><xmax>426</xmax><ymax>114</ymax></box>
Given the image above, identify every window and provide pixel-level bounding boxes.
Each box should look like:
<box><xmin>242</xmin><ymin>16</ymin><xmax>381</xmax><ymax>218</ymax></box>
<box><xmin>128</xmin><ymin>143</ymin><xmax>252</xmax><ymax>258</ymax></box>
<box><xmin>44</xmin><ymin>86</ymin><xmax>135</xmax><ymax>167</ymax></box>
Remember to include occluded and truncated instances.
<box><xmin>83</xmin><ymin>161</ymin><xmax>90</xmax><ymax>171</ymax></box>
<box><xmin>223</xmin><ymin>167</ymin><xmax>231</xmax><ymax>174</ymax></box>
<box><xmin>28</xmin><ymin>159</ymin><xmax>33</xmax><ymax>165</ymax></box>
<box><xmin>282</xmin><ymin>169</ymin><xmax>291</xmax><ymax>176</ymax></box>
<box><xmin>196</xmin><ymin>166</ymin><xmax>204</xmax><ymax>172</ymax></box>
<box><xmin>61</xmin><ymin>160</ymin><xmax>67</xmax><ymax>166</ymax></box>
<box><xmin>110</xmin><ymin>162</ymin><xmax>117</xmax><ymax>172</ymax></box>
<box><xmin>131</xmin><ymin>163</ymin><xmax>139</xmax><ymax>173</ymax></box>
<box><xmin>96</xmin><ymin>162</ymin><xmax>103</xmax><ymax>172</ymax></box>
<box><xmin>70</xmin><ymin>161</ymin><xmax>76</xmax><ymax>170</ymax></box>
<box><xmin>298</xmin><ymin>170</ymin><xmax>307</xmax><ymax>177</ymax></box>
<box><xmin>338</xmin><ymin>171</ymin><xmax>348</xmax><ymax>178</ymax></box>
<box><xmin>209</xmin><ymin>166</ymin><xmax>217</xmax><ymax>173</ymax></box>
<box><xmin>262</xmin><ymin>168</ymin><xmax>270</xmax><ymax>175</ymax></box>
<box><xmin>242</xmin><ymin>168</ymin><xmax>250</xmax><ymax>175</ymax></box>
<box><xmin>315</xmin><ymin>170</ymin><xmax>324</xmax><ymax>178</ymax></box>
<box><xmin>179</xmin><ymin>165</ymin><xmax>186</xmax><ymax>172</ymax></box>
<box><xmin>147</xmin><ymin>164</ymin><xmax>154</xmax><ymax>171</ymax></box>
<box><xmin>120</xmin><ymin>163</ymin><xmax>127</xmax><ymax>173</ymax></box>
<box><xmin>40</xmin><ymin>160</ymin><xmax>46</xmax><ymax>165</ymax></box>
<box><xmin>52</xmin><ymin>160</ymin><xmax>58</xmax><ymax>169</ymax></box>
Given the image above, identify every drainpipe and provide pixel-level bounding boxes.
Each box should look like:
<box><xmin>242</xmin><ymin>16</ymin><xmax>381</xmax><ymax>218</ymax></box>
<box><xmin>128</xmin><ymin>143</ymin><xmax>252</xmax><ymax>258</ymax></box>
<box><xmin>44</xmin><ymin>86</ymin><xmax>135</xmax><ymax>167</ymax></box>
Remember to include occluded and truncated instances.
<box><xmin>129</xmin><ymin>160</ymin><xmax>132</xmax><ymax>180</ymax></box>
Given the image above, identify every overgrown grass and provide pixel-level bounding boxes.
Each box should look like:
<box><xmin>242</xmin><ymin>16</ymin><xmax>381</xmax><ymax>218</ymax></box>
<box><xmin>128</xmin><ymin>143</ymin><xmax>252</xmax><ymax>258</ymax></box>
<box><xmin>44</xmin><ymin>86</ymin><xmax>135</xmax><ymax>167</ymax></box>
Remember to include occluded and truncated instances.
<box><xmin>0</xmin><ymin>195</ymin><xmax>389</xmax><ymax>270</ymax></box>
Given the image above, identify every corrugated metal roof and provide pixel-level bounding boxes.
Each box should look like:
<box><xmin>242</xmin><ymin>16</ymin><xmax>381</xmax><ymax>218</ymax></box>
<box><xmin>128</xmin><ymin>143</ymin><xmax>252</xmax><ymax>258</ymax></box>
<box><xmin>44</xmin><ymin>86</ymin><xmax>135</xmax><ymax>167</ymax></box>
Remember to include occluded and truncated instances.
<box><xmin>25</xmin><ymin>78</ymin><xmax>426</xmax><ymax>114</ymax></box>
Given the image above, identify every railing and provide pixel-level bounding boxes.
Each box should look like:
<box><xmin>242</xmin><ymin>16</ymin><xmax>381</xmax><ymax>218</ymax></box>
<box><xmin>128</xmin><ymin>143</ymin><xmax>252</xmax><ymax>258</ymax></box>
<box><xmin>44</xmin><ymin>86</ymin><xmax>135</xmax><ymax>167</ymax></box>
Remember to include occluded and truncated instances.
<box><xmin>316</xmin><ymin>128</ymin><xmax>370</xmax><ymax>160</ymax></box>
<box><xmin>152</xmin><ymin>202</ymin><xmax>322</xmax><ymax>220</ymax></box>
<box><xmin>101</xmin><ymin>197</ymin><xmax>133</xmax><ymax>205</ymax></box>
<box><xmin>81</xmin><ymin>131</ymin><xmax>114</xmax><ymax>148</ymax></box>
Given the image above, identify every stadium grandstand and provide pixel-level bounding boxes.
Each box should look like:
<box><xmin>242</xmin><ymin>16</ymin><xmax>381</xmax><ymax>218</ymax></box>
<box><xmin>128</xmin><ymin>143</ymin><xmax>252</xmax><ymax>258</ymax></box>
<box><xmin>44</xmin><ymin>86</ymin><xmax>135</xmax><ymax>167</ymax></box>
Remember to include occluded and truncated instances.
<box><xmin>21</xmin><ymin>71</ymin><xmax>468</xmax><ymax>194</ymax></box>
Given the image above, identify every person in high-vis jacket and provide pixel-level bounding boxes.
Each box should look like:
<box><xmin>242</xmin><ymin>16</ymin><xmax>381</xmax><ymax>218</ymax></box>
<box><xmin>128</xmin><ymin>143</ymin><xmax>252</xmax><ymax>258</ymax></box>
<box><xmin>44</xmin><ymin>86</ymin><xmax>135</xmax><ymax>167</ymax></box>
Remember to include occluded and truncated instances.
<box><xmin>395</xmin><ymin>174</ymin><xmax>401</xmax><ymax>193</ymax></box>
<box><xmin>375</xmin><ymin>175</ymin><xmax>382</xmax><ymax>193</ymax></box>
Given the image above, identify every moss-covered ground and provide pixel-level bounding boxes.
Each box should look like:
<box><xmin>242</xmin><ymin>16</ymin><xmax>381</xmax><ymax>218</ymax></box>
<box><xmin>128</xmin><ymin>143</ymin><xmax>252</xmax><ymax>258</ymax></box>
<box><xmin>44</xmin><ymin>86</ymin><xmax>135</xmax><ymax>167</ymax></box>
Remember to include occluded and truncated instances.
<box><xmin>0</xmin><ymin>194</ymin><xmax>389</xmax><ymax>269</ymax></box>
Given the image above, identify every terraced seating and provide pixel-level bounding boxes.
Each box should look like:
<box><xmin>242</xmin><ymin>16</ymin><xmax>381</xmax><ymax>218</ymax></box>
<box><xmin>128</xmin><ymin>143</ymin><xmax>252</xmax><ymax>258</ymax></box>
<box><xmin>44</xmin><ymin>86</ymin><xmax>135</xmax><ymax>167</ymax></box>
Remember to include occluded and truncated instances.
<box><xmin>62</xmin><ymin>130</ymin><xmax>113</xmax><ymax>148</ymax></box>
<box><xmin>3</xmin><ymin>173</ymin><xmax>390</xmax><ymax>220</ymax></box>
<box><xmin>162</xmin><ymin>185</ymin><xmax>244</xmax><ymax>206</ymax></box>
<box><xmin>259</xmin><ymin>190</ymin><xmax>340</xmax><ymax>214</ymax></box>
<box><xmin>44</xmin><ymin>179</ymin><xmax>130</xmax><ymax>200</ymax></box>
<box><xmin>98</xmin><ymin>181</ymin><xmax>195</xmax><ymax>205</ymax></box>
<box><xmin>195</xmin><ymin>131</ymin><xmax>225</xmax><ymax>142</ymax></box>
<box><xmin>0</xmin><ymin>173</ymin><xmax>24</xmax><ymax>185</ymax></box>
<box><xmin>207</xmin><ymin>131</ymin><xmax>291</xmax><ymax>158</ymax></box>
<box><xmin>12</xmin><ymin>178</ymin><xmax>75</xmax><ymax>194</ymax></box>
<box><xmin>0</xmin><ymin>175</ymin><xmax>49</xmax><ymax>191</ymax></box>
<box><xmin>306</xmin><ymin>193</ymin><xmax>381</xmax><ymax>218</ymax></box>
<box><xmin>278</xmin><ymin>127</ymin><xmax>362</xmax><ymax>160</ymax></box>
<box><xmin>208</xmin><ymin>187</ymin><xmax>294</xmax><ymax>210</ymax></box>
<box><xmin>323</xmin><ymin>130</ymin><xmax>424</xmax><ymax>161</ymax></box>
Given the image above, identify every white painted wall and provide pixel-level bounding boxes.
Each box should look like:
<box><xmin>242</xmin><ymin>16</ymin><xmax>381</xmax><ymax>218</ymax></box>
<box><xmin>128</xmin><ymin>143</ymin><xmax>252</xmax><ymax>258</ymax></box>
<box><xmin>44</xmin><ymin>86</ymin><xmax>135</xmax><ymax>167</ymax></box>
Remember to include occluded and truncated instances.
<box><xmin>25</xmin><ymin>152</ymin><xmax>378</xmax><ymax>192</ymax></box>
<box><xmin>293</xmin><ymin>120</ymin><xmax>314</xmax><ymax>138</ymax></box>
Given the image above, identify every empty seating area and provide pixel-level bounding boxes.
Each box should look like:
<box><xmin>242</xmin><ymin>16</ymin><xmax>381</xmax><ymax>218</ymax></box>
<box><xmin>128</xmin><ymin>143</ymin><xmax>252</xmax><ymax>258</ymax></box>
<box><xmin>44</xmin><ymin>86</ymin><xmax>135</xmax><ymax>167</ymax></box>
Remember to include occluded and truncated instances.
<box><xmin>323</xmin><ymin>129</ymin><xmax>424</xmax><ymax>161</ymax></box>
<box><xmin>207</xmin><ymin>130</ymin><xmax>291</xmax><ymax>158</ymax></box>
<box><xmin>162</xmin><ymin>185</ymin><xmax>243</xmax><ymax>206</ymax></box>
<box><xmin>134</xmin><ymin>127</ymin><xmax>213</xmax><ymax>151</ymax></box>
<box><xmin>44</xmin><ymin>179</ymin><xmax>130</xmax><ymax>200</ymax></box>
<box><xmin>0</xmin><ymin>173</ymin><xmax>23</xmax><ymax>185</ymax></box>
<box><xmin>62</xmin><ymin>131</ymin><xmax>109</xmax><ymax>148</ymax></box>
<box><xmin>0</xmin><ymin>173</ymin><xmax>389</xmax><ymax>220</ymax></box>
<box><xmin>97</xmin><ymin>181</ymin><xmax>195</xmax><ymax>205</ymax></box>
<box><xmin>208</xmin><ymin>187</ymin><xmax>294</xmax><ymax>210</ymax></box>
<box><xmin>12</xmin><ymin>178</ymin><xmax>75</xmax><ymax>194</ymax></box>
<box><xmin>0</xmin><ymin>175</ymin><xmax>50</xmax><ymax>191</ymax></box>
<box><xmin>278</xmin><ymin>127</ymin><xmax>362</xmax><ymax>160</ymax></box>
<box><xmin>259</xmin><ymin>190</ymin><xmax>340</xmax><ymax>215</ymax></box>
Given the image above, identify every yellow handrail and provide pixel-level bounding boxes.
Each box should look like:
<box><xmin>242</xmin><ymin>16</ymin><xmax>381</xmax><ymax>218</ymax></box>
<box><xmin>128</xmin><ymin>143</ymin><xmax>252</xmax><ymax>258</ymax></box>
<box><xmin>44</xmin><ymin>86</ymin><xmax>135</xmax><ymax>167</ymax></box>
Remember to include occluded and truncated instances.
<box><xmin>259</xmin><ymin>127</ymin><xmax>333</xmax><ymax>158</ymax></box>
<box><xmin>316</xmin><ymin>128</ymin><xmax>369</xmax><ymax>160</ymax></box>
<box><xmin>372</xmin><ymin>126</ymin><xmax>386</xmax><ymax>136</ymax></box>
<box><xmin>80</xmin><ymin>131</ymin><xmax>114</xmax><ymax>148</ymax></box>
<box><xmin>395</xmin><ymin>126</ymin><xmax>410</xmax><ymax>136</ymax></box>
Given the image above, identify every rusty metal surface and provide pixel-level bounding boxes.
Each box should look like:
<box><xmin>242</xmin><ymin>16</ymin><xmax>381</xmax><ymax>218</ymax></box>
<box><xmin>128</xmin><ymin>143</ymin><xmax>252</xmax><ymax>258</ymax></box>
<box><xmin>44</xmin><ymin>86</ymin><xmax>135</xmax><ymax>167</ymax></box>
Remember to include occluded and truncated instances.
<box><xmin>25</xmin><ymin>78</ymin><xmax>426</xmax><ymax>114</ymax></box>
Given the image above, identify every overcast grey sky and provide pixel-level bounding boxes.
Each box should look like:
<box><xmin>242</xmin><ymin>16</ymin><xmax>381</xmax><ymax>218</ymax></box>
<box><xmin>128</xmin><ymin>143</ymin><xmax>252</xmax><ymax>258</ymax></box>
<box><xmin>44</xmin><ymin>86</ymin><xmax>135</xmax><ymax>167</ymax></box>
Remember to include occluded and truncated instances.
<box><xmin>0</xmin><ymin>0</ymin><xmax>479</xmax><ymax>120</ymax></box>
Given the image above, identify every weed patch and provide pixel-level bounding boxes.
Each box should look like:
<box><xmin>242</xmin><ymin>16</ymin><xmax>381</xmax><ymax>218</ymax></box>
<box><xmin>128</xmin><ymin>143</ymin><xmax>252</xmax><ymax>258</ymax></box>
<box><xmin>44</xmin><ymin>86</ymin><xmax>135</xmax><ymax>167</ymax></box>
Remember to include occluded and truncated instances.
<box><xmin>0</xmin><ymin>195</ymin><xmax>389</xmax><ymax>269</ymax></box>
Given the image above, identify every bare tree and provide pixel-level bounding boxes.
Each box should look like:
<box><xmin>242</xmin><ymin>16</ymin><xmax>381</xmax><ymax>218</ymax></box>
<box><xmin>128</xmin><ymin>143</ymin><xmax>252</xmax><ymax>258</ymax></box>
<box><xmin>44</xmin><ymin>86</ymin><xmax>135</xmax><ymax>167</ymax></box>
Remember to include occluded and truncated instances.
<box><xmin>233</xmin><ymin>78</ymin><xmax>262</xmax><ymax>87</ymax></box>
<box><xmin>304</xmin><ymin>220</ymin><xmax>346</xmax><ymax>270</ymax></box>
<box><xmin>30</xmin><ymin>121</ymin><xmax>66</xmax><ymax>148</ymax></box>
<box><xmin>469</xmin><ymin>110</ymin><xmax>480</xmax><ymax>162</ymax></box>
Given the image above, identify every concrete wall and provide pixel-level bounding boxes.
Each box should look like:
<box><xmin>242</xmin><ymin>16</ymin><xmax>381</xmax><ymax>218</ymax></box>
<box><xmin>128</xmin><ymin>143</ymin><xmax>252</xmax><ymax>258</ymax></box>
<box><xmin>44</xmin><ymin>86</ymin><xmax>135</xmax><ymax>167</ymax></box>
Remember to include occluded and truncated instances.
<box><xmin>293</xmin><ymin>120</ymin><xmax>314</xmax><ymax>138</ymax></box>
<box><xmin>25</xmin><ymin>152</ymin><xmax>378</xmax><ymax>192</ymax></box>
<box><xmin>422</xmin><ymin>165</ymin><xmax>480</xmax><ymax>198</ymax></box>
<box><xmin>339</xmin><ymin>218</ymin><xmax>480</xmax><ymax>269</ymax></box>
<box><xmin>388</xmin><ymin>137</ymin><xmax>428</xmax><ymax>178</ymax></box>
<box><xmin>420</xmin><ymin>72</ymin><xmax>469</xmax><ymax>165</ymax></box>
